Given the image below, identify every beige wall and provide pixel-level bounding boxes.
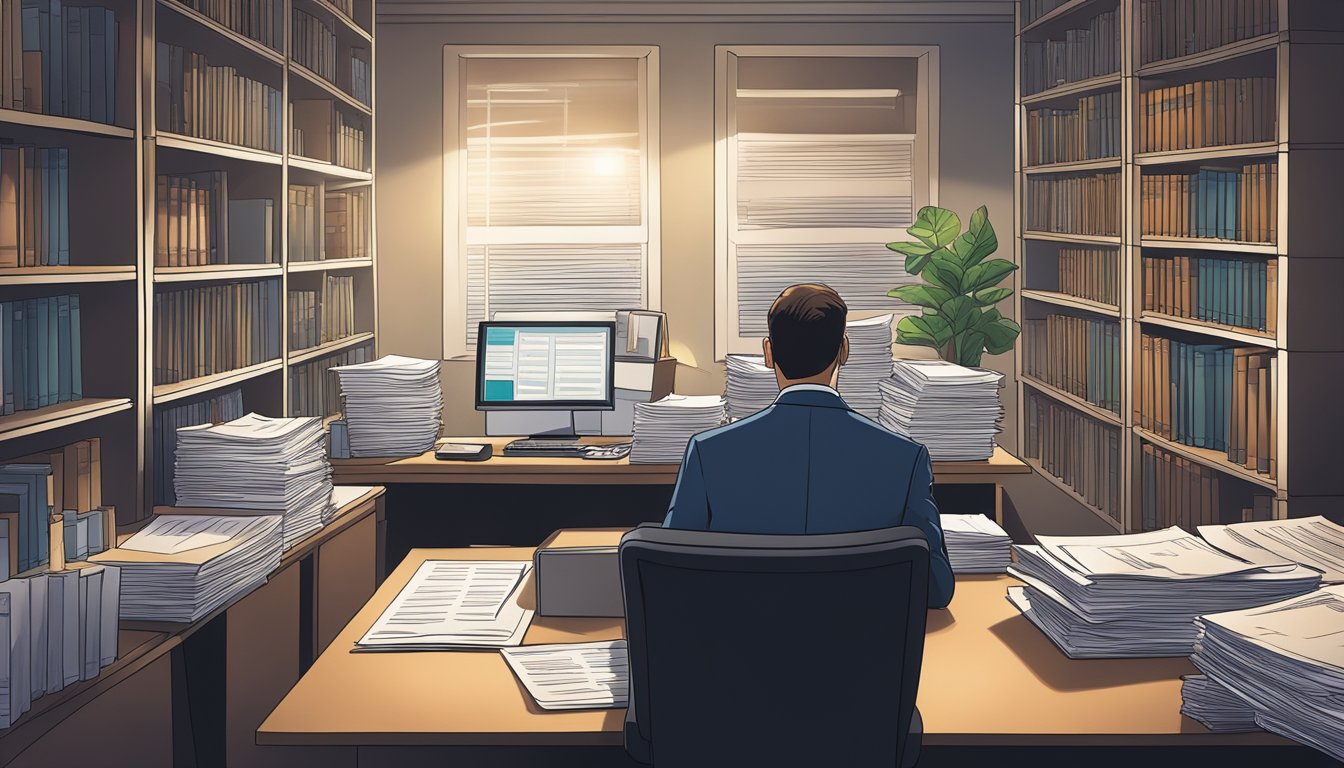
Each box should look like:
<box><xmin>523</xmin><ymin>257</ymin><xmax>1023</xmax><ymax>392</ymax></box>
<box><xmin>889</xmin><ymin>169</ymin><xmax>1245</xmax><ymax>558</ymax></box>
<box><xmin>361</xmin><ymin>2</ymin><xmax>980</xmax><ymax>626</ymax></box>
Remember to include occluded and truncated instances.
<box><xmin>373</xmin><ymin>10</ymin><xmax>1112</xmax><ymax>535</ymax></box>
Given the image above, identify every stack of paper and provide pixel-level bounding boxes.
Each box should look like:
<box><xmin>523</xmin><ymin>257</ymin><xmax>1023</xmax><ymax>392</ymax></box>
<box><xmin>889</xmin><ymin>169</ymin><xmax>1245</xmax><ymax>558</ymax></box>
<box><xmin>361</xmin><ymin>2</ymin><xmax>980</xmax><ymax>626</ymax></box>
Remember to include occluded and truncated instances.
<box><xmin>333</xmin><ymin>355</ymin><xmax>444</xmax><ymax>458</ymax></box>
<box><xmin>941</xmin><ymin>514</ymin><xmax>1013</xmax><ymax>573</ymax></box>
<box><xmin>837</xmin><ymin>315</ymin><xmax>894</xmax><ymax>419</ymax></box>
<box><xmin>355</xmin><ymin>560</ymin><xmax>534</xmax><ymax>651</ymax></box>
<box><xmin>629</xmin><ymin>395</ymin><xmax>726</xmax><ymax>464</ymax></box>
<box><xmin>724</xmin><ymin>354</ymin><xmax>778</xmax><ymax>421</ymax></box>
<box><xmin>1191</xmin><ymin>585</ymin><xmax>1344</xmax><ymax>760</ymax></box>
<box><xmin>878</xmin><ymin>360</ymin><xmax>1004</xmax><ymax>460</ymax></box>
<box><xmin>91</xmin><ymin>515</ymin><xmax>283</xmax><ymax>623</ymax></box>
<box><xmin>1198</xmin><ymin>516</ymin><xmax>1344</xmax><ymax>583</ymax></box>
<box><xmin>1180</xmin><ymin>675</ymin><xmax>1259</xmax><ymax>733</ymax></box>
<box><xmin>173</xmin><ymin>414</ymin><xmax>332</xmax><ymax>548</ymax></box>
<box><xmin>1007</xmin><ymin>527</ymin><xmax>1321</xmax><ymax>658</ymax></box>
<box><xmin>500</xmin><ymin>640</ymin><xmax>629</xmax><ymax>711</ymax></box>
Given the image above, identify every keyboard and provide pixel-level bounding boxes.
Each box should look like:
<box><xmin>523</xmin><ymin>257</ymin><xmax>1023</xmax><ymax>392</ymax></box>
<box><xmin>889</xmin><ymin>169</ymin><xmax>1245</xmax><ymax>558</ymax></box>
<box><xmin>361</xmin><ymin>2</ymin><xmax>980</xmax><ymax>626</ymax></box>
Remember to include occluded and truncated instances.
<box><xmin>502</xmin><ymin>438</ymin><xmax>588</xmax><ymax>458</ymax></box>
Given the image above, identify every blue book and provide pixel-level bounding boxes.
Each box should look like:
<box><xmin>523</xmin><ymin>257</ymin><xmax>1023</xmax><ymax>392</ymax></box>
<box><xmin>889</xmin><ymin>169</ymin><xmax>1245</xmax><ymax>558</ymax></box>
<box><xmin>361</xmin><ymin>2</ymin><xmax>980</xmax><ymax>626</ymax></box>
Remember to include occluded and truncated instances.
<box><xmin>45</xmin><ymin>296</ymin><xmax>56</xmax><ymax>407</ymax></box>
<box><xmin>70</xmin><ymin>293</ymin><xmax>80</xmax><ymax>399</ymax></box>
<box><xmin>1193</xmin><ymin>348</ymin><xmax>1207</xmax><ymax>448</ymax></box>
<box><xmin>63</xmin><ymin>6</ymin><xmax>79</xmax><ymax>119</ymax></box>
<box><xmin>89</xmin><ymin>9</ymin><xmax>105</xmax><ymax>123</ymax></box>
<box><xmin>57</xmin><ymin>149</ymin><xmax>68</xmax><ymax>265</ymax></box>
<box><xmin>1172</xmin><ymin>341</ymin><xmax>1184</xmax><ymax>443</ymax></box>
<box><xmin>1224</xmin><ymin>171</ymin><xmax>1238</xmax><ymax>240</ymax></box>
<box><xmin>10</xmin><ymin>303</ymin><xmax>23</xmax><ymax>414</ymax></box>
<box><xmin>50</xmin><ymin>0</ymin><xmax>63</xmax><ymax>115</ymax></box>
<box><xmin>1087</xmin><ymin>321</ymin><xmax>1097</xmax><ymax>406</ymax></box>
<box><xmin>104</xmin><ymin>9</ymin><xmax>117</xmax><ymax>123</ymax></box>
<box><xmin>1196</xmin><ymin>170</ymin><xmax>1210</xmax><ymax>238</ymax></box>
<box><xmin>0</xmin><ymin>481</ymin><xmax>35</xmax><ymax>571</ymax></box>
<box><xmin>24</xmin><ymin>298</ymin><xmax>37</xmax><ymax>410</ymax></box>
<box><xmin>20</xmin><ymin>2</ymin><xmax>38</xmax><ymax>51</ymax></box>
<box><xmin>1</xmin><ymin>302</ymin><xmax>11</xmax><ymax>416</ymax></box>
<box><xmin>55</xmin><ymin>294</ymin><xmax>70</xmax><ymax>402</ymax></box>
<box><xmin>78</xmin><ymin>7</ymin><xmax>91</xmax><ymax>120</ymax></box>
<box><xmin>1257</xmin><ymin>260</ymin><xmax>1268</xmax><ymax>331</ymax></box>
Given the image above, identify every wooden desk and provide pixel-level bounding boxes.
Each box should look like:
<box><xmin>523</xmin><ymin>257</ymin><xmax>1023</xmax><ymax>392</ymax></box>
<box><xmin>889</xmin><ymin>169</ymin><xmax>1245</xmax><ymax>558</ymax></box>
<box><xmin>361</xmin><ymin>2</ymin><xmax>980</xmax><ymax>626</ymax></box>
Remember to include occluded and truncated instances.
<box><xmin>258</xmin><ymin>547</ymin><xmax>1285</xmax><ymax>750</ymax></box>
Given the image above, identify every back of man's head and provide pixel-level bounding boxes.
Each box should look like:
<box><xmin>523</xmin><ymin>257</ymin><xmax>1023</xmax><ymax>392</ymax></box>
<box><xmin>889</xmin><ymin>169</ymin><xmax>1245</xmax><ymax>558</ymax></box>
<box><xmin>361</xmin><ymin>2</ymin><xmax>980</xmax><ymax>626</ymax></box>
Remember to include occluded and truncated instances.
<box><xmin>767</xmin><ymin>284</ymin><xmax>848</xmax><ymax>380</ymax></box>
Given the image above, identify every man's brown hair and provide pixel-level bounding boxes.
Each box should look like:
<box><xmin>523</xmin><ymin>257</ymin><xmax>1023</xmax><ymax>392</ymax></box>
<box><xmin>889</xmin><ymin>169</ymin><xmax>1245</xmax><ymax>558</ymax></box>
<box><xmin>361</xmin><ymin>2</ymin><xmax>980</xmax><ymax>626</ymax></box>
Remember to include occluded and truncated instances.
<box><xmin>767</xmin><ymin>284</ymin><xmax>848</xmax><ymax>380</ymax></box>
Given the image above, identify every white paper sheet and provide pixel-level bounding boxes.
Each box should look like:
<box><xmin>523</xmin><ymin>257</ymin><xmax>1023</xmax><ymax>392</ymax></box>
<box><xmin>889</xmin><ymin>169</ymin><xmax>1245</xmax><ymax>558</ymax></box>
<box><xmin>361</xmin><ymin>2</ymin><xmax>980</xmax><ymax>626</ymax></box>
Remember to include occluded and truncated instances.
<box><xmin>355</xmin><ymin>560</ymin><xmax>534</xmax><ymax>651</ymax></box>
<box><xmin>118</xmin><ymin>515</ymin><xmax>263</xmax><ymax>555</ymax></box>
<box><xmin>500</xmin><ymin>640</ymin><xmax>629</xmax><ymax>710</ymax></box>
<box><xmin>1200</xmin><ymin>517</ymin><xmax>1344</xmax><ymax>583</ymax></box>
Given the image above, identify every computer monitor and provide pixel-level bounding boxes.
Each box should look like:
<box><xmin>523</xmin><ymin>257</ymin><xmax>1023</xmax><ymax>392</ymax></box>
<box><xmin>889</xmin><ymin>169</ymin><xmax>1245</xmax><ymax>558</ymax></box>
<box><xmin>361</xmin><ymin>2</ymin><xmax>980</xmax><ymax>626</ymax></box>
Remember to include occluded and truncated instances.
<box><xmin>475</xmin><ymin>321</ymin><xmax>616</xmax><ymax>415</ymax></box>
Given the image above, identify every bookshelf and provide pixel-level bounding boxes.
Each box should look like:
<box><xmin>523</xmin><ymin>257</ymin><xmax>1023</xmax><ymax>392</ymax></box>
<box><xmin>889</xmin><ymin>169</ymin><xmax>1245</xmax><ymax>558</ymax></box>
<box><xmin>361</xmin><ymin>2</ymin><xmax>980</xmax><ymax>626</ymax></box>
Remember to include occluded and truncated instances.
<box><xmin>1015</xmin><ymin>0</ymin><xmax>1344</xmax><ymax>531</ymax></box>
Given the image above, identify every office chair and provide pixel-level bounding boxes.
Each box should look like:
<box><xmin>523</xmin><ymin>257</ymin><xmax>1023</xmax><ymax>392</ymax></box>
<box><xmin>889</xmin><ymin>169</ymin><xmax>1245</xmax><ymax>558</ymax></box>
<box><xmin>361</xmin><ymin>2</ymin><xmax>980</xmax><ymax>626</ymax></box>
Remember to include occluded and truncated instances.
<box><xmin>619</xmin><ymin>525</ymin><xmax>930</xmax><ymax>768</ymax></box>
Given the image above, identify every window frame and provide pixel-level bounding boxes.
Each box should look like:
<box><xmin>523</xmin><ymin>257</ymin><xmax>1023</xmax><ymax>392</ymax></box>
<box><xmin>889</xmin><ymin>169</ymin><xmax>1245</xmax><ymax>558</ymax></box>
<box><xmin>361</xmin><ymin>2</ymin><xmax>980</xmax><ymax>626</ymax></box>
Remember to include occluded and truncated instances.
<box><xmin>713</xmin><ymin>44</ymin><xmax>940</xmax><ymax>360</ymax></box>
<box><xmin>442</xmin><ymin>45</ymin><xmax>662</xmax><ymax>360</ymax></box>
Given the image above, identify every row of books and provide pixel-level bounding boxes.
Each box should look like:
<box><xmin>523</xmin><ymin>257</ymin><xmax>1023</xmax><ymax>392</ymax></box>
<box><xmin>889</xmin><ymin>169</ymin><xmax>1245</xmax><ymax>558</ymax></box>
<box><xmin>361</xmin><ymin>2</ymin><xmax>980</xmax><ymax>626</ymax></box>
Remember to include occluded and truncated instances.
<box><xmin>1023</xmin><ymin>314</ymin><xmax>1121</xmax><ymax>415</ymax></box>
<box><xmin>172</xmin><ymin>0</ymin><xmax>283</xmax><ymax>52</ymax></box>
<box><xmin>324</xmin><ymin>186</ymin><xmax>369</xmax><ymax>260</ymax></box>
<box><xmin>155</xmin><ymin>171</ymin><xmax>276</xmax><ymax>267</ymax></box>
<box><xmin>152</xmin><ymin>279</ymin><xmax>281</xmax><ymax>385</ymax></box>
<box><xmin>0</xmin><ymin>565</ymin><xmax>120</xmax><ymax>728</ymax></box>
<box><xmin>290</xmin><ymin>98</ymin><xmax>365</xmax><ymax>169</ymax></box>
<box><xmin>1139</xmin><ymin>0</ymin><xmax>1278</xmax><ymax>65</ymax></box>
<box><xmin>1139</xmin><ymin>442</ymin><xmax>1273</xmax><ymax>533</ymax></box>
<box><xmin>351</xmin><ymin>52</ymin><xmax>369</xmax><ymax>106</ymax></box>
<box><xmin>288</xmin><ymin>183</ymin><xmax>321</xmax><ymax>262</ymax></box>
<box><xmin>1136</xmin><ymin>333</ymin><xmax>1276</xmax><ymax>475</ymax></box>
<box><xmin>287</xmin><ymin>274</ymin><xmax>354</xmax><ymax>351</ymax></box>
<box><xmin>151</xmin><ymin>387</ymin><xmax>243</xmax><ymax>505</ymax></box>
<box><xmin>3</xmin><ymin>439</ymin><xmax>111</xmax><ymax>574</ymax></box>
<box><xmin>334</xmin><ymin>109</ymin><xmax>365</xmax><ymax>170</ymax></box>
<box><xmin>1051</xmin><ymin>245</ymin><xmax>1118</xmax><ymax>307</ymax></box>
<box><xmin>0</xmin><ymin>145</ymin><xmax>68</xmax><ymax>268</ymax></box>
<box><xmin>287</xmin><ymin>341</ymin><xmax>371</xmax><ymax>418</ymax></box>
<box><xmin>1025</xmin><ymin>91</ymin><xmax>1121</xmax><ymax>166</ymax></box>
<box><xmin>1142</xmin><ymin>253</ymin><xmax>1276</xmax><ymax>332</ymax></box>
<box><xmin>1139</xmin><ymin>77</ymin><xmax>1276</xmax><ymax>153</ymax></box>
<box><xmin>0</xmin><ymin>295</ymin><xmax>82</xmax><ymax>416</ymax></box>
<box><xmin>155</xmin><ymin>42</ymin><xmax>284</xmax><ymax>153</ymax></box>
<box><xmin>1020</xmin><ymin>8</ymin><xmax>1119</xmax><ymax>96</ymax></box>
<box><xmin>1140</xmin><ymin>162</ymin><xmax>1277</xmax><ymax>243</ymax></box>
<box><xmin>1023</xmin><ymin>389</ymin><xmax>1123</xmax><ymax>524</ymax></box>
<box><xmin>292</xmin><ymin>8</ymin><xmax>337</xmax><ymax>85</ymax></box>
<box><xmin>0</xmin><ymin>0</ymin><xmax>118</xmax><ymax>124</ymax></box>
<box><xmin>1026</xmin><ymin>172</ymin><xmax>1120</xmax><ymax>237</ymax></box>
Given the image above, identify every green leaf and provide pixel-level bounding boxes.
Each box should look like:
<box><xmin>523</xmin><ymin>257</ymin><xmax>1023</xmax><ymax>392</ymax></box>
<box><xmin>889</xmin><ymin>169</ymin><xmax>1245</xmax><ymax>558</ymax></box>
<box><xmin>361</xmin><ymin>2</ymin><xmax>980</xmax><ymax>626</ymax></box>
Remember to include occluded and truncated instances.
<box><xmin>963</xmin><ymin>258</ymin><xmax>1018</xmax><ymax>294</ymax></box>
<box><xmin>981</xmin><ymin>316</ymin><xmax>1022</xmax><ymax>355</ymax></box>
<box><xmin>923</xmin><ymin>250</ymin><xmax>966</xmax><ymax>294</ymax></box>
<box><xmin>888</xmin><ymin>284</ymin><xmax>954</xmax><ymax>309</ymax></box>
<box><xmin>886</xmin><ymin>241</ymin><xmax>937</xmax><ymax>275</ymax></box>
<box><xmin>949</xmin><ymin>206</ymin><xmax>999</xmax><ymax>269</ymax></box>
<box><xmin>955</xmin><ymin>331</ymin><xmax>986</xmax><ymax>367</ymax></box>
<box><xmin>941</xmin><ymin>296</ymin><xmax>981</xmax><ymax>334</ymax></box>
<box><xmin>906</xmin><ymin>206</ymin><xmax>962</xmax><ymax>250</ymax></box>
<box><xmin>971</xmin><ymin>287</ymin><xmax>1013</xmax><ymax>306</ymax></box>
<box><xmin>896</xmin><ymin>314</ymin><xmax>953</xmax><ymax>348</ymax></box>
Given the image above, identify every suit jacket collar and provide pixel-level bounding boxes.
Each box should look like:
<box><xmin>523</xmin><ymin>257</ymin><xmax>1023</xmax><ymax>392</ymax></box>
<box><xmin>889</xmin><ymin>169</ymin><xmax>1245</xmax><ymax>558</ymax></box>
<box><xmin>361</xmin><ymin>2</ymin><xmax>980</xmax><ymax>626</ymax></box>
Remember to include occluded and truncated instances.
<box><xmin>774</xmin><ymin>386</ymin><xmax>852</xmax><ymax>411</ymax></box>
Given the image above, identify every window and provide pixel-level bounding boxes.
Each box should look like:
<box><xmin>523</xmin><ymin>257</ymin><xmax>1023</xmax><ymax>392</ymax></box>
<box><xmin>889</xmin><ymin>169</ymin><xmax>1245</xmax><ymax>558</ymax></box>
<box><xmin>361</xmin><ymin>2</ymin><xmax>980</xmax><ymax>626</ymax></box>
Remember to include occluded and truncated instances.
<box><xmin>443</xmin><ymin>47</ymin><xmax>660</xmax><ymax>358</ymax></box>
<box><xmin>715</xmin><ymin>46</ymin><xmax>939</xmax><ymax>358</ymax></box>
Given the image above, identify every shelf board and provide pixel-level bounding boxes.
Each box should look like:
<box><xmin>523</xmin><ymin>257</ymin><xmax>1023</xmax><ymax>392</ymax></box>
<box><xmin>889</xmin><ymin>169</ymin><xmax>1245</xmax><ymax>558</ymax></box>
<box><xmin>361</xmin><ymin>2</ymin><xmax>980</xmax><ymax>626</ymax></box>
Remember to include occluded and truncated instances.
<box><xmin>0</xmin><ymin>398</ymin><xmax>134</xmax><ymax>443</ymax></box>
<box><xmin>1021</xmin><ymin>376</ymin><xmax>1124</xmax><ymax>427</ymax></box>
<box><xmin>153</xmin><ymin>360</ymin><xmax>283</xmax><ymax>403</ymax></box>
<box><xmin>1023</xmin><ymin>157</ymin><xmax>1122</xmax><ymax>175</ymax></box>
<box><xmin>1020</xmin><ymin>72</ymin><xmax>1121</xmax><ymax>105</ymax></box>
<box><xmin>1020</xmin><ymin>0</ymin><xmax>1108</xmax><ymax>35</ymax></box>
<box><xmin>1021</xmin><ymin>289</ymin><xmax>1120</xmax><ymax>317</ymax></box>
<box><xmin>156</xmin><ymin>132</ymin><xmax>284</xmax><ymax>165</ymax></box>
<box><xmin>1137</xmin><ymin>32</ymin><xmax>1281</xmax><ymax>78</ymax></box>
<box><xmin>287</xmin><ymin>332</ymin><xmax>375</xmax><ymax>365</ymax></box>
<box><xmin>289</xmin><ymin>63</ymin><xmax>372</xmax><ymax>116</ymax></box>
<box><xmin>1023</xmin><ymin>231</ymin><xmax>1121</xmax><ymax>246</ymax></box>
<box><xmin>1134</xmin><ymin>141</ymin><xmax>1280</xmax><ymax>166</ymax></box>
<box><xmin>155</xmin><ymin>0</ymin><xmax>285</xmax><ymax>66</ymax></box>
<box><xmin>153</xmin><ymin>264</ymin><xmax>283</xmax><ymax>283</ymax></box>
<box><xmin>1024</xmin><ymin>456</ymin><xmax>1123</xmax><ymax>532</ymax></box>
<box><xmin>1139</xmin><ymin>313</ymin><xmax>1276</xmax><ymax>346</ymax></box>
<box><xmin>295</xmin><ymin>0</ymin><xmax>372</xmax><ymax>43</ymax></box>
<box><xmin>287</xmin><ymin>155</ymin><xmax>373</xmax><ymax>181</ymax></box>
<box><xmin>0</xmin><ymin>266</ymin><xmax>137</xmax><ymax>285</ymax></box>
<box><xmin>287</xmin><ymin>257</ymin><xmax>373</xmax><ymax>273</ymax></box>
<box><xmin>1135</xmin><ymin>427</ymin><xmax>1278</xmax><ymax>491</ymax></box>
<box><xmin>0</xmin><ymin>108</ymin><xmax>134</xmax><ymax>138</ymax></box>
<box><xmin>1139</xmin><ymin>237</ymin><xmax>1277</xmax><ymax>255</ymax></box>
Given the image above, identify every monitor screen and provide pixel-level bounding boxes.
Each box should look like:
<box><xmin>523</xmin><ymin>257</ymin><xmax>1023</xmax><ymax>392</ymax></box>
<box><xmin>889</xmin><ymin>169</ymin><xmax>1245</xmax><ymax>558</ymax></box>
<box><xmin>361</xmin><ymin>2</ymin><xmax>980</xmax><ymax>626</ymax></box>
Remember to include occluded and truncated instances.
<box><xmin>475</xmin><ymin>322</ymin><xmax>616</xmax><ymax>410</ymax></box>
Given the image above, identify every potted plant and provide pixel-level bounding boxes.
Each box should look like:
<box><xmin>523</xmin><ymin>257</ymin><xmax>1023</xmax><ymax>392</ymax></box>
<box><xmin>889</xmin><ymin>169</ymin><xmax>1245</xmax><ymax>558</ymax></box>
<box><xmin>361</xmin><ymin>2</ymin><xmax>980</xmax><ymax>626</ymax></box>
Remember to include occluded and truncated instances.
<box><xmin>885</xmin><ymin>205</ymin><xmax>1021</xmax><ymax>368</ymax></box>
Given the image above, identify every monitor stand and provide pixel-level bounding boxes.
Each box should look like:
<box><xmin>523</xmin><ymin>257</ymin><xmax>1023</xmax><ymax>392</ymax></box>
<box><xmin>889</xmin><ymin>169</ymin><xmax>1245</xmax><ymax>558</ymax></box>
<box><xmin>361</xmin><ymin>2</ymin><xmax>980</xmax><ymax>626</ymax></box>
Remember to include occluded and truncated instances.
<box><xmin>484</xmin><ymin>409</ymin><xmax>604</xmax><ymax>438</ymax></box>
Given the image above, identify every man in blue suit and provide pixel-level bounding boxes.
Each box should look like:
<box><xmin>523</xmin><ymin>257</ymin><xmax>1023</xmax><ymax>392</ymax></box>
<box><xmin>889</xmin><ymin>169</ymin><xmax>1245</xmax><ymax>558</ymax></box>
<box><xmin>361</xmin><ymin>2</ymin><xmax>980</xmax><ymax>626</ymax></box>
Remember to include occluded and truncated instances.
<box><xmin>663</xmin><ymin>283</ymin><xmax>955</xmax><ymax>608</ymax></box>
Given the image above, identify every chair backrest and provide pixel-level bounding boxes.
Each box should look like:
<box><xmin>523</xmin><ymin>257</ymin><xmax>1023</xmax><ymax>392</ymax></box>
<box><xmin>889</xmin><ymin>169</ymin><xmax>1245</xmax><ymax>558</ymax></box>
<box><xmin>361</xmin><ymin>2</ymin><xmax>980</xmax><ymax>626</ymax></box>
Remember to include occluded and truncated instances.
<box><xmin>620</xmin><ymin>525</ymin><xmax>930</xmax><ymax>767</ymax></box>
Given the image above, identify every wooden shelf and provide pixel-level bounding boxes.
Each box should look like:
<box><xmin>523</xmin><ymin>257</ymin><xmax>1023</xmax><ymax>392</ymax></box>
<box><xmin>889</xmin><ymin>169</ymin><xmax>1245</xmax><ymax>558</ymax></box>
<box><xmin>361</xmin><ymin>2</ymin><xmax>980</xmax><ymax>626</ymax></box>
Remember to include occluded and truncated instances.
<box><xmin>153</xmin><ymin>360</ymin><xmax>283</xmax><ymax>403</ymax></box>
<box><xmin>0</xmin><ymin>108</ymin><xmax>135</xmax><ymax>138</ymax></box>
<box><xmin>1139</xmin><ymin>237</ymin><xmax>1277</xmax><ymax>255</ymax></box>
<box><xmin>0</xmin><ymin>398</ymin><xmax>134</xmax><ymax>443</ymax></box>
<box><xmin>1024</xmin><ymin>231</ymin><xmax>1121</xmax><ymax>246</ymax></box>
<box><xmin>1024</xmin><ymin>456</ymin><xmax>1123</xmax><ymax>532</ymax></box>
<box><xmin>0</xmin><ymin>266</ymin><xmax>137</xmax><ymax>285</ymax></box>
<box><xmin>155</xmin><ymin>0</ymin><xmax>286</xmax><ymax>65</ymax></box>
<box><xmin>1021</xmin><ymin>289</ymin><xmax>1120</xmax><ymax>317</ymax></box>
<box><xmin>1020</xmin><ymin>72</ymin><xmax>1121</xmax><ymax>105</ymax></box>
<box><xmin>295</xmin><ymin>0</ymin><xmax>372</xmax><ymax>43</ymax></box>
<box><xmin>1020</xmin><ymin>0</ymin><xmax>1109</xmax><ymax>35</ymax></box>
<box><xmin>1139</xmin><ymin>313</ymin><xmax>1277</xmax><ymax>347</ymax></box>
<box><xmin>154</xmin><ymin>264</ymin><xmax>283</xmax><ymax>283</ymax></box>
<box><xmin>156</xmin><ymin>132</ymin><xmax>284</xmax><ymax>164</ymax></box>
<box><xmin>1135</xmin><ymin>427</ymin><xmax>1277</xmax><ymax>491</ymax></box>
<box><xmin>288</xmin><ymin>257</ymin><xmax>373</xmax><ymax>273</ymax></box>
<box><xmin>288</xmin><ymin>155</ymin><xmax>373</xmax><ymax>181</ymax></box>
<box><xmin>1021</xmin><ymin>376</ymin><xmax>1124</xmax><ymax>427</ymax></box>
<box><xmin>288</xmin><ymin>332</ymin><xmax>375</xmax><ymax>365</ymax></box>
<box><xmin>289</xmin><ymin>63</ymin><xmax>372</xmax><ymax>116</ymax></box>
<box><xmin>1137</xmin><ymin>32</ymin><xmax>1281</xmax><ymax>77</ymax></box>
<box><xmin>1134</xmin><ymin>141</ymin><xmax>1280</xmax><ymax>166</ymax></box>
<box><xmin>1023</xmin><ymin>158</ymin><xmax>1121</xmax><ymax>175</ymax></box>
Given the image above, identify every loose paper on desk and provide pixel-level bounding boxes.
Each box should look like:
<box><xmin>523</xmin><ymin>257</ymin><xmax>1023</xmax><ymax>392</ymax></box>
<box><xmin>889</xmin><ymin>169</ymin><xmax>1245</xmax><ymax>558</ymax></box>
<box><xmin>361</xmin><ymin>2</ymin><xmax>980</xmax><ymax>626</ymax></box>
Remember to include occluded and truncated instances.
<box><xmin>118</xmin><ymin>515</ymin><xmax>263</xmax><ymax>555</ymax></box>
<box><xmin>354</xmin><ymin>560</ymin><xmax>534</xmax><ymax>651</ymax></box>
<box><xmin>500</xmin><ymin>640</ymin><xmax>629</xmax><ymax>711</ymax></box>
<box><xmin>1037</xmin><ymin>526</ymin><xmax>1275</xmax><ymax>581</ymax></box>
<box><xmin>1198</xmin><ymin>516</ymin><xmax>1344</xmax><ymax>583</ymax></box>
